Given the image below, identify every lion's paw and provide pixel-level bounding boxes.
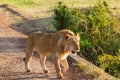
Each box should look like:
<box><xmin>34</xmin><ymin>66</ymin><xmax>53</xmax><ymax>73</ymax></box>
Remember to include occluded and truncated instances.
<box><xmin>26</xmin><ymin>69</ymin><xmax>31</xmax><ymax>72</ymax></box>
<box><xmin>57</xmin><ymin>74</ymin><xmax>63</xmax><ymax>79</ymax></box>
<box><xmin>44</xmin><ymin>69</ymin><xmax>48</xmax><ymax>73</ymax></box>
<box><xmin>61</xmin><ymin>69</ymin><xmax>66</xmax><ymax>73</ymax></box>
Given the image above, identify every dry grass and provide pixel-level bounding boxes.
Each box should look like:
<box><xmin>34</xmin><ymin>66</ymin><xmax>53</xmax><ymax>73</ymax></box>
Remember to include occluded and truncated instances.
<box><xmin>73</xmin><ymin>62</ymin><xmax>108</xmax><ymax>80</ymax></box>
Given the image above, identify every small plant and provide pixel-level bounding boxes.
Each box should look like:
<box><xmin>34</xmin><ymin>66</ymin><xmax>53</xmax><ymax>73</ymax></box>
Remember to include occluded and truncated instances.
<box><xmin>97</xmin><ymin>54</ymin><xmax>120</xmax><ymax>78</ymax></box>
<box><xmin>74</xmin><ymin>61</ymin><xmax>107</xmax><ymax>79</ymax></box>
<box><xmin>74</xmin><ymin>61</ymin><xmax>89</xmax><ymax>72</ymax></box>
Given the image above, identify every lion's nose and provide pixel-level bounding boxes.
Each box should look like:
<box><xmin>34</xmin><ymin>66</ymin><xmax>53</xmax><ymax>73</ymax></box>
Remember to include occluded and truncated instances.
<box><xmin>75</xmin><ymin>47</ymin><xmax>80</xmax><ymax>52</ymax></box>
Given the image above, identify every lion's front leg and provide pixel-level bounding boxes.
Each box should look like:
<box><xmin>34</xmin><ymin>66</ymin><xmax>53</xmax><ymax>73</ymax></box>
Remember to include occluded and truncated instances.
<box><xmin>60</xmin><ymin>59</ymin><xmax>69</xmax><ymax>73</ymax></box>
<box><xmin>54</xmin><ymin>57</ymin><xmax>63</xmax><ymax>79</ymax></box>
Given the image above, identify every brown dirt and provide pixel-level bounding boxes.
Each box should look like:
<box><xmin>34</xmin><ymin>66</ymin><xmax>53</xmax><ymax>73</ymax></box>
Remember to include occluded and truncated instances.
<box><xmin>0</xmin><ymin>4</ymin><xmax>94</xmax><ymax>80</ymax></box>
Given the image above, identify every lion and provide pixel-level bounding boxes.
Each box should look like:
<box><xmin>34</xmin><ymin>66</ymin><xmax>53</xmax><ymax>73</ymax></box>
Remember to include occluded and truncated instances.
<box><xmin>23</xmin><ymin>29</ymin><xmax>80</xmax><ymax>79</ymax></box>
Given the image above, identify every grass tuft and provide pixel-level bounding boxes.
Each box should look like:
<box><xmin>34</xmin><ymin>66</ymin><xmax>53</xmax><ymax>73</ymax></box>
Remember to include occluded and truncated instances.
<box><xmin>74</xmin><ymin>61</ymin><xmax>107</xmax><ymax>80</ymax></box>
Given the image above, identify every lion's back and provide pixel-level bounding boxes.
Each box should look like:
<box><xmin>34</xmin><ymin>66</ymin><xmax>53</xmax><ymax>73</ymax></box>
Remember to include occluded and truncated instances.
<box><xmin>26</xmin><ymin>32</ymin><xmax>54</xmax><ymax>53</ymax></box>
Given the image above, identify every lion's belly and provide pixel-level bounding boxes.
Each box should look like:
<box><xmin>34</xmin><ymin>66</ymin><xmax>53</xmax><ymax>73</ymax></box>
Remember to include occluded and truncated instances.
<box><xmin>34</xmin><ymin>44</ymin><xmax>53</xmax><ymax>56</ymax></box>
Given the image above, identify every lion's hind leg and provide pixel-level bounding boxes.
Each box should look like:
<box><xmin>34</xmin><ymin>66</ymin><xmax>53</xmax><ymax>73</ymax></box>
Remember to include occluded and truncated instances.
<box><xmin>24</xmin><ymin>47</ymin><xmax>34</xmax><ymax>72</ymax></box>
<box><xmin>39</xmin><ymin>54</ymin><xmax>48</xmax><ymax>73</ymax></box>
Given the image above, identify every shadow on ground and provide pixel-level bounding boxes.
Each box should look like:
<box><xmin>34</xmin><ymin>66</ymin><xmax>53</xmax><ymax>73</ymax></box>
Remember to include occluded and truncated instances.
<box><xmin>0</xmin><ymin>72</ymin><xmax>57</xmax><ymax>80</ymax></box>
<box><xmin>0</xmin><ymin>4</ymin><xmax>54</xmax><ymax>35</ymax></box>
<box><xmin>0</xmin><ymin>37</ymin><xmax>26</xmax><ymax>53</ymax></box>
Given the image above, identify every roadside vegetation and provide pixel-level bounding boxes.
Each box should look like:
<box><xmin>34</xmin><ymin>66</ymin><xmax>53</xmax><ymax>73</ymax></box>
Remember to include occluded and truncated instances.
<box><xmin>53</xmin><ymin>0</ymin><xmax>120</xmax><ymax>78</ymax></box>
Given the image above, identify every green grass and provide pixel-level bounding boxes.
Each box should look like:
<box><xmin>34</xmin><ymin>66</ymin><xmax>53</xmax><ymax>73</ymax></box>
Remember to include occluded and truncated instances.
<box><xmin>1</xmin><ymin>0</ymin><xmax>120</xmax><ymax>8</ymax></box>
<box><xmin>0</xmin><ymin>0</ymin><xmax>36</xmax><ymax>8</ymax></box>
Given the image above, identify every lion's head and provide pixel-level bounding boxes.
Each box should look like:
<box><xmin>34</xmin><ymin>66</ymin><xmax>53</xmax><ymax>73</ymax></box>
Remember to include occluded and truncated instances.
<box><xmin>65</xmin><ymin>33</ymin><xmax>80</xmax><ymax>54</ymax></box>
<box><xmin>54</xmin><ymin>29</ymin><xmax>80</xmax><ymax>54</ymax></box>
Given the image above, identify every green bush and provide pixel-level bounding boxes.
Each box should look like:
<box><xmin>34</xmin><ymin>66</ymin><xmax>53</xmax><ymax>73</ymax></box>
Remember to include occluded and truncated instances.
<box><xmin>79</xmin><ymin>0</ymin><xmax>120</xmax><ymax>62</ymax></box>
<box><xmin>85</xmin><ymin>0</ymin><xmax>119</xmax><ymax>53</ymax></box>
<box><xmin>52</xmin><ymin>1</ymin><xmax>81</xmax><ymax>33</ymax></box>
<box><xmin>53</xmin><ymin>0</ymin><xmax>120</xmax><ymax>58</ymax></box>
<box><xmin>53</xmin><ymin>1</ymin><xmax>72</xmax><ymax>30</ymax></box>
<box><xmin>97</xmin><ymin>54</ymin><xmax>120</xmax><ymax>78</ymax></box>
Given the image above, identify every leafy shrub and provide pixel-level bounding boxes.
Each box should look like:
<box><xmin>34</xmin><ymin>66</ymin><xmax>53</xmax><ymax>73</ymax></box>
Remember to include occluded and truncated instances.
<box><xmin>97</xmin><ymin>54</ymin><xmax>120</xmax><ymax>78</ymax></box>
<box><xmin>53</xmin><ymin>0</ymin><xmax>120</xmax><ymax>56</ymax></box>
<box><xmin>53</xmin><ymin>2</ymin><xmax>72</xmax><ymax>30</ymax></box>
<box><xmin>85</xmin><ymin>0</ymin><xmax>119</xmax><ymax>53</ymax></box>
<box><xmin>79</xmin><ymin>0</ymin><xmax>120</xmax><ymax>62</ymax></box>
<box><xmin>52</xmin><ymin>1</ymin><xmax>81</xmax><ymax>33</ymax></box>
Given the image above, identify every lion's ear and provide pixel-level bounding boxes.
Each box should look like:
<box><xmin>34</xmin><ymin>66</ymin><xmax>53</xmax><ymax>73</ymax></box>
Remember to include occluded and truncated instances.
<box><xmin>75</xmin><ymin>33</ymin><xmax>79</xmax><ymax>37</ymax></box>
<box><xmin>75</xmin><ymin>33</ymin><xmax>80</xmax><ymax>39</ymax></box>
<box><xmin>76</xmin><ymin>33</ymin><xmax>79</xmax><ymax>37</ymax></box>
<box><xmin>66</xmin><ymin>34</ymin><xmax>71</xmax><ymax>40</ymax></box>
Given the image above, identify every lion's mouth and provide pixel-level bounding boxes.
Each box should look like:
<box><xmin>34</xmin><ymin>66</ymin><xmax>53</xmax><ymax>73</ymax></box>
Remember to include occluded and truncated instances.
<box><xmin>71</xmin><ymin>50</ymin><xmax>80</xmax><ymax>55</ymax></box>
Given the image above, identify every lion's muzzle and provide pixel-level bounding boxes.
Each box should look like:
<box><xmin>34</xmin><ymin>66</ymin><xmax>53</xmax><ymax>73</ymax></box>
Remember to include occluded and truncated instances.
<box><xmin>71</xmin><ymin>49</ymin><xmax>80</xmax><ymax>55</ymax></box>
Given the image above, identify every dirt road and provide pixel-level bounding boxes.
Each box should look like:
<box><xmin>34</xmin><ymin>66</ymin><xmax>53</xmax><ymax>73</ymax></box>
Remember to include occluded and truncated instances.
<box><xmin>0</xmin><ymin>5</ymin><xmax>94</xmax><ymax>80</ymax></box>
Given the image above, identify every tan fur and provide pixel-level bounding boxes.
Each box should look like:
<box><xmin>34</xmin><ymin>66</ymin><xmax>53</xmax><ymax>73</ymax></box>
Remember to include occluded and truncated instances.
<box><xmin>24</xmin><ymin>29</ymin><xmax>80</xmax><ymax>79</ymax></box>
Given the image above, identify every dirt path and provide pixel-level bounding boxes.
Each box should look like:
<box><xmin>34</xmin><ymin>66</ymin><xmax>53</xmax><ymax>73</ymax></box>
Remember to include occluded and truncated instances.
<box><xmin>0</xmin><ymin>5</ymin><xmax>94</xmax><ymax>80</ymax></box>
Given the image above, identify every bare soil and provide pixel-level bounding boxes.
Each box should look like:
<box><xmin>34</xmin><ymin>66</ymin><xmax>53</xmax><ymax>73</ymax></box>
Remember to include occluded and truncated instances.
<box><xmin>0</xmin><ymin>5</ymin><xmax>94</xmax><ymax>80</ymax></box>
